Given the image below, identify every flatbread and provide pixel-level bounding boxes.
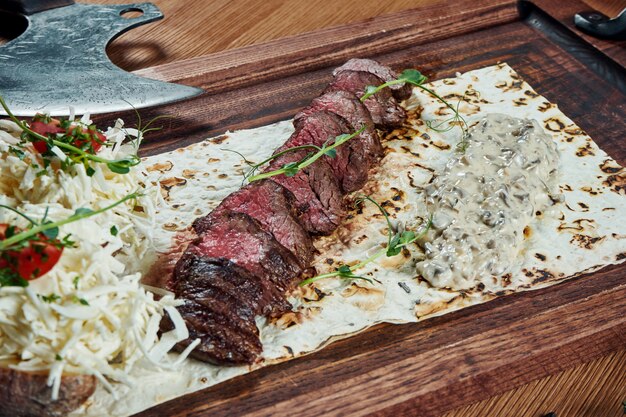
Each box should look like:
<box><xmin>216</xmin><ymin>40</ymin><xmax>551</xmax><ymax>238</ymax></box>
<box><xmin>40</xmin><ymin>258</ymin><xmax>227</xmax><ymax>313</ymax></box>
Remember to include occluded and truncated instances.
<box><xmin>74</xmin><ymin>63</ymin><xmax>626</xmax><ymax>416</ymax></box>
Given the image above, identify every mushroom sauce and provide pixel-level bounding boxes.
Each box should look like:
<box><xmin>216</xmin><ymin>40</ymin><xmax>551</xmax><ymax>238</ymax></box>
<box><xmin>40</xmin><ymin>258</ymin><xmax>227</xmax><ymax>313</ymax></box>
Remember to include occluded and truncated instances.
<box><xmin>416</xmin><ymin>114</ymin><xmax>562</xmax><ymax>290</ymax></box>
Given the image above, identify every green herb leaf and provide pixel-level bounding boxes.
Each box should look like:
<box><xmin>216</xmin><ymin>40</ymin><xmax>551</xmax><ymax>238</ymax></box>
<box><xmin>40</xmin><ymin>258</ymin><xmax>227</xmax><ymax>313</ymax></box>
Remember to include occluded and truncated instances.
<box><xmin>0</xmin><ymin>268</ymin><xmax>29</xmax><ymax>287</ymax></box>
<box><xmin>72</xmin><ymin>275</ymin><xmax>80</xmax><ymax>290</ymax></box>
<box><xmin>40</xmin><ymin>222</ymin><xmax>59</xmax><ymax>240</ymax></box>
<box><xmin>247</xmin><ymin>127</ymin><xmax>365</xmax><ymax>183</ymax></box>
<box><xmin>74</xmin><ymin>207</ymin><xmax>93</xmax><ymax>216</ymax></box>
<box><xmin>55</xmin><ymin>354</ymin><xmax>63</xmax><ymax>361</ymax></box>
<box><xmin>363</xmin><ymin>85</ymin><xmax>378</xmax><ymax>98</ymax></box>
<box><xmin>398</xmin><ymin>69</ymin><xmax>427</xmax><ymax>86</ymax></box>
<box><xmin>324</xmin><ymin>148</ymin><xmax>337</xmax><ymax>158</ymax></box>
<box><xmin>107</xmin><ymin>162</ymin><xmax>130</xmax><ymax>174</ymax></box>
<box><xmin>110</xmin><ymin>225</ymin><xmax>118</xmax><ymax>236</ymax></box>
<box><xmin>40</xmin><ymin>293</ymin><xmax>61</xmax><ymax>303</ymax></box>
<box><xmin>0</xmin><ymin>192</ymin><xmax>140</xmax><ymax>251</ymax></box>
<box><xmin>86</xmin><ymin>166</ymin><xmax>96</xmax><ymax>177</ymax></box>
<box><xmin>71</xmin><ymin>295</ymin><xmax>89</xmax><ymax>306</ymax></box>
<box><xmin>8</xmin><ymin>146</ymin><xmax>25</xmax><ymax>160</ymax></box>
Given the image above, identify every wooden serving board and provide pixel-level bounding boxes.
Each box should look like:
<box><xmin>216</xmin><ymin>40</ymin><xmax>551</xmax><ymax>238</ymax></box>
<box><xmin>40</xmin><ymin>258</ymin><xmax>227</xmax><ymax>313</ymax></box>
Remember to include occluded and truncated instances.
<box><xmin>95</xmin><ymin>0</ymin><xmax>626</xmax><ymax>415</ymax></box>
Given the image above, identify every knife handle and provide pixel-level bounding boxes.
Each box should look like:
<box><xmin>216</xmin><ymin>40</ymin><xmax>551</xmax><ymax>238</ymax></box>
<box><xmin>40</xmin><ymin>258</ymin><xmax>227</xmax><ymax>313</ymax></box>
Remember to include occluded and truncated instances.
<box><xmin>0</xmin><ymin>0</ymin><xmax>75</xmax><ymax>15</ymax></box>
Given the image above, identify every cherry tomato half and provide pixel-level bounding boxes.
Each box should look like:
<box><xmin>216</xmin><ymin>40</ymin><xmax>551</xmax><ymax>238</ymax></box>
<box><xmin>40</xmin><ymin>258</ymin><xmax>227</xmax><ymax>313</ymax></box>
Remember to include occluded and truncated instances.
<box><xmin>0</xmin><ymin>223</ymin><xmax>64</xmax><ymax>280</ymax></box>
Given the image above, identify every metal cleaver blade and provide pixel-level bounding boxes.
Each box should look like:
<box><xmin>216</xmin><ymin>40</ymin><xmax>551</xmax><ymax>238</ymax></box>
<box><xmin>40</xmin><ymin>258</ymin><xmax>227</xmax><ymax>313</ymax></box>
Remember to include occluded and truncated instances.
<box><xmin>0</xmin><ymin>1</ymin><xmax>204</xmax><ymax>116</ymax></box>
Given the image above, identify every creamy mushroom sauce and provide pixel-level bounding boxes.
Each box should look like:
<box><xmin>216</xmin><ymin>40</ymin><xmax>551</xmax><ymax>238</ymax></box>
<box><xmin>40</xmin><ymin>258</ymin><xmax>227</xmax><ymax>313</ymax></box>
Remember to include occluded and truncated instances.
<box><xmin>416</xmin><ymin>114</ymin><xmax>562</xmax><ymax>290</ymax></box>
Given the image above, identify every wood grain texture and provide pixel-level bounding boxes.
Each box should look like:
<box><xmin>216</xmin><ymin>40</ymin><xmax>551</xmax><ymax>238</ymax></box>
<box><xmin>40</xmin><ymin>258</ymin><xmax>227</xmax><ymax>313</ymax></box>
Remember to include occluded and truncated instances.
<box><xmin>89</xmin><ymin>8</ymin><xmax>625</xmax><ymax>417</ymax></box>
<box><xmin>3</xmin><ymin>0</ymin><xmax>624</xmax><ymax>415</ymax></box>
<box><xmin>443</xmin><ymin>349</ymin><xmax>626</xmax><ymax>417</ymax></box>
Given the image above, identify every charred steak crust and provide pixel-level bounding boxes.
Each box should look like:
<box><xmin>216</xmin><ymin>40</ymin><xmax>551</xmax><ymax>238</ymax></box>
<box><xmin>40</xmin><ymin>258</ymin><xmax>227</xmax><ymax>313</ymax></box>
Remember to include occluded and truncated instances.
<box><xmin>333</xmin><ymin>58</ymin><xmax>413</xmax><ymax>101</ymax></box>
<box><xmin>167</xmin><ymin>254</ymin><xmax>291</xmax><ymax>364</ymax></box>
<box><xmin>211</xmin><ymin>180</ymin><xmax>314</xmax><ymax>266</ymax></box>
<box><xmin>325</xmin><ymin>70</ymin><xmax>406</xmax><ymax>128</ymax></box>
<box><xmin>267</xmin><ymin>149</ymin><xmax>345</xmax><ymax>235</ymax></box>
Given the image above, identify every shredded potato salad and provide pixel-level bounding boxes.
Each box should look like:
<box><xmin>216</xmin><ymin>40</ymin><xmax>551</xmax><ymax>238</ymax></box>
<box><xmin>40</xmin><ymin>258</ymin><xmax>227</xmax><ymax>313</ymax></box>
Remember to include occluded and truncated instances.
<box><xmin>0</xmin><ymin>116</ymin><xmax>196</xmax><ymax>400</ymax></box>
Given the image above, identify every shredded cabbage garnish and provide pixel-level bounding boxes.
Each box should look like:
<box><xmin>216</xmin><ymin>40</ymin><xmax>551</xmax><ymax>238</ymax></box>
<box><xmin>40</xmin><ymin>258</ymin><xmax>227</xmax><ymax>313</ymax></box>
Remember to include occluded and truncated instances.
<box><xmin>0</xmin><ymin>116</ymin><xmax>193</xmax><ymax>400</ymax></box>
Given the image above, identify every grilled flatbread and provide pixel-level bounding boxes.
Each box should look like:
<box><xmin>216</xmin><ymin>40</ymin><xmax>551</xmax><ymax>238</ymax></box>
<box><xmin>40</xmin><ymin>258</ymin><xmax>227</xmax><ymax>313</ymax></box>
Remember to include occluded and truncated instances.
<box><xmin>75</xmin><ymin>63</ymin><xmax>625</xmax><ymax>416</ymax></box>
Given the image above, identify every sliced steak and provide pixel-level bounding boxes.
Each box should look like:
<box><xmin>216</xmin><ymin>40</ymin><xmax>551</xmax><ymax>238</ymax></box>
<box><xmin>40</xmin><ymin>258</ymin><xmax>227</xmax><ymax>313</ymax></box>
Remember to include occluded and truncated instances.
<box><xmin>174</xmin><ymin>300</ymin><xmax>263</xmax><ymax>364</ymax></box>
<box><xmin>284</xmin><ymin>111</ymin><xmax>358</xmax><ymax>192</ymax></box>
<box><xmin>325</xmin><ymin>70</ymin><xmax>406</xmax><ymax>128</ymax></box>
<box><xmin>211</xmin><ymin>180</ymin><xmax>314</xmax><ymax>266</ymax></box>
<box><xmin>167</xmin><ymin>254</ymin><xmax>291</xmax><ymax>364</ymax></box>
<box><xmin>266</xmin><ymin>149</ymin><xmax>345</xmax><ymax>234</ymax></box>
<box><xmin>191</xmin><ymin>210</ymin><xmax>302</xmax><ymax>294</ymax></box>
<box><xmin>295</xmin><ymin>90</ymin><xmax>382</xmax><ymax>162</ymax></box>
<box><xmin>333</xmin><ymin>58</ymin><xmax>413</xmax><ymax>101</ymax></box>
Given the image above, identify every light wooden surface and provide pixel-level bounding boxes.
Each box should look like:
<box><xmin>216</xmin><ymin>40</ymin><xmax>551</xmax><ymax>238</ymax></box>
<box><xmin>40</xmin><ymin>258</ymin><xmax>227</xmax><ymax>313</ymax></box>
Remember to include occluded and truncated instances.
<box><xmin>91</xmin><ymin>0</ymin><xmax>625</xmax><ymax>71</ymax></box>
<box><xmin>3</xmin><ymin>1</ymin><xmax>625</xmax><ymax>416</ymax></box>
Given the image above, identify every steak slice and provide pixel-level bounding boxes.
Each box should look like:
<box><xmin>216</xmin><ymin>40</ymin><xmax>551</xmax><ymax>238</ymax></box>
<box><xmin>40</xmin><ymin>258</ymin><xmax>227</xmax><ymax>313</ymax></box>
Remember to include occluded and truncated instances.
<box><xmin>333</xmin><ymin>58</ymin><xmax>413</xmax><ymax>101</ymax></box>
<box><xmin>325</xmin><ymin>70</ymin><xmax>406</xmax><ymax>128</ymax></box>
<box><xmin>191</xmin><ymin>210</ymin><xmax>302</xmax><ymax>295</ymax></box>
<box><xmin>266</xmin><ymin>149</ymin><xmax>345</xmax><ymax>234</ymax></box>
<box><xmin>295</xmin><ymin>90</ymin><xmax>382</xmax><ymax>164</ymax></box>
<box><xmin>175</xmin><ymin>300</ymin><xmax>263</xmax><ymax>364</ymax></box>
<box><xmin>167</xmin><ymin>254</ymin><xmax>290</xmax><ymax>364</ymax></box>
<box><xmin>211</xmin><ymin>180</ymin><xmax>314</xmax><ymax>266</ymax></box>
<box><xmin>284</xmin><ymin>111</ymin><xmax>357</xmax><ymax>192</ymax></box>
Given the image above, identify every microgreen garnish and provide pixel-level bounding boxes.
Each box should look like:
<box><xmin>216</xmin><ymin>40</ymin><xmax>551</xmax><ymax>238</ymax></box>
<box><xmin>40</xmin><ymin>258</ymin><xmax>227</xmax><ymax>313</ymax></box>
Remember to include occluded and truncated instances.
<box><xmin>299</xmin><ymin>195</ymin><xmax>432</xmax><ymax>286</ymax></box>
<box><xmin>0</xmin><ymin>191</ymin><xmax>141</xmax><ymax>252</ymax></box>
<box><xmin>72</xmin><ymin>275</ymin><xmax>81</xmax><ymax>290</ymax></box>
<box><xmin>223</xmin><ymin>144</ymin><xmax>320</xmax><ymax>182</ymax></box>
<box><xmin>423</xmin><ymin>90</ymin><xmax>472</xmax><ymax>152</ymax></box>
<box><xmin>0</xmin><ymin>95</ymin><xmax>141</xmax><ymax>174</ymax></box>
<box><xmin>110</xmin><ymin>225</ymin><xmax>118</xmax><ymax>236</ymax></box>
<box><xmin>361</xmin><ymin>69</ymin><xmax>469</xmax><ymax>151</ymax></box>
<box><xmin>245</xmin><ymin>127</ymin><xmax>366</xmax><ymax>183</ymax></box>
<box><xmin>360</xmin><ymin>69</ymin><xmax>428</xmax><ymax>101</ymax></box>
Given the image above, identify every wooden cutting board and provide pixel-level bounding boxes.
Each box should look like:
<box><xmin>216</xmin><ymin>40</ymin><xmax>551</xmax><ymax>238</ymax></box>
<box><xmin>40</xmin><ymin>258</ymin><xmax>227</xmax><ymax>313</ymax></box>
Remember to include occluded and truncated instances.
<box><xmin>95</xmin><ymin>0</ymin><xmax>626</xmax><ymax>415</ymax></box>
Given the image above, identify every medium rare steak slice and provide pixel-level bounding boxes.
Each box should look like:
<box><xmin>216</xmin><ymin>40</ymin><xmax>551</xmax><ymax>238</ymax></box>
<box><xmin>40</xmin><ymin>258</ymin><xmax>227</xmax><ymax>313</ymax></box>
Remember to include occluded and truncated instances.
<box><xmin>211</xmin><ymin>180</ymin><xmax>314</xmax><ymax>265</ymax></box>
<box><xmin>281</xmin><ymin>110</ymin><xmax>367</xmax><ymax>193</ymax></box>
<box><xmin>191</xmin><ymin>210</ymin><xmax>302</xmax><ymax>294</ymax></box>
<box><xmin>294</xmin><ymin>91</ymin><xmax>383</xmax><ymax>165</ymax></box>
<box><xmin>325</xmin><ymin>70</ymin><xmax>406</xmax><ymax>128</ymax></box>
<box><xmin>333</xmin><ymin>58</ymin><xmax>413</xmax><ymax>101</ymax></box>
<box><xmin>266</xmin><ymin>149</ymin><xmax>345</xmax><ymax>234</ymax></box>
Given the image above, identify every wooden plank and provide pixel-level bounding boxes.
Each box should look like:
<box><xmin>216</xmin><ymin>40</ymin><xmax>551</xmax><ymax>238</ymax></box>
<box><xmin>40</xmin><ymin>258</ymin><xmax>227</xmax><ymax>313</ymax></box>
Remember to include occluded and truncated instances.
<box><xmin>115</xmin><ymin>14</ymin><xmax>626</xmax><ymax>417</ymax></box>
<box><xmin>443</xmin><ymin>349</ymin><xmax>626</xmax><ymax>417</ymax></box>
<box><xmin>133</xmin><ymin>0</ymin><xmax>519</xmax><ymax>94</ymax></box>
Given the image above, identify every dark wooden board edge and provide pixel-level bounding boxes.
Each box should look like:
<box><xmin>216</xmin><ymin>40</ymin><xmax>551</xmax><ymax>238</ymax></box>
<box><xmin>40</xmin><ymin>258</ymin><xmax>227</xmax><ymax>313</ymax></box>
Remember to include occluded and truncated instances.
<box><xmin>85</xmin><ymin>3</ymin><xmax>626</xmax><ymax>416</ymax></box>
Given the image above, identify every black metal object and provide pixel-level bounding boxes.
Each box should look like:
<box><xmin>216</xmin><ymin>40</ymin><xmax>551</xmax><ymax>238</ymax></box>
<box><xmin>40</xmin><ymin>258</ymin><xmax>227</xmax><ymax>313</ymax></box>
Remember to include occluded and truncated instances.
<box><xmin>574</xmin><ymin>7</ymin><xmax>626</xmax><ymax>40</ymax></box>
<box><xmin>519</xmin><ymin>0</ymin><xmax>626</xmax><ymax>95</ymax></box>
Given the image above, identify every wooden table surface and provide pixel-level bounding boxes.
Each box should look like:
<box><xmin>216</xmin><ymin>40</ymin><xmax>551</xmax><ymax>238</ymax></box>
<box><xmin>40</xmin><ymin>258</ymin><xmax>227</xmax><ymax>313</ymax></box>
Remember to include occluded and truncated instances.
<box><xmin>6</xmin><ymin>1</ymin><xmax>624</xmax><ymax>416</ymax></box>
<box><xmin>101</xmin><ymin>1</ymin><xmax>625</xmax><ymax>416</ymax></box>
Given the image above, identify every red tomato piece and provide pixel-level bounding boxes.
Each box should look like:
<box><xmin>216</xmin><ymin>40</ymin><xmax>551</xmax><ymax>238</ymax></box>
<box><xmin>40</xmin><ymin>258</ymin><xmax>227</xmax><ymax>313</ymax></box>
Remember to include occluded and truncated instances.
<box><xmin>30</xmin><ymin>119</ymin><xmax>64</xmax><ymax>153</ymax></box>
<box><xmin>0</xmin><ymin>223</ymin><xmax>63</xmax><ymax>281</ymax></box>
<box><xmin>16</xmin><ymin>242</ymin><xmax>63</xmax><ymax>280</ymax></box>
